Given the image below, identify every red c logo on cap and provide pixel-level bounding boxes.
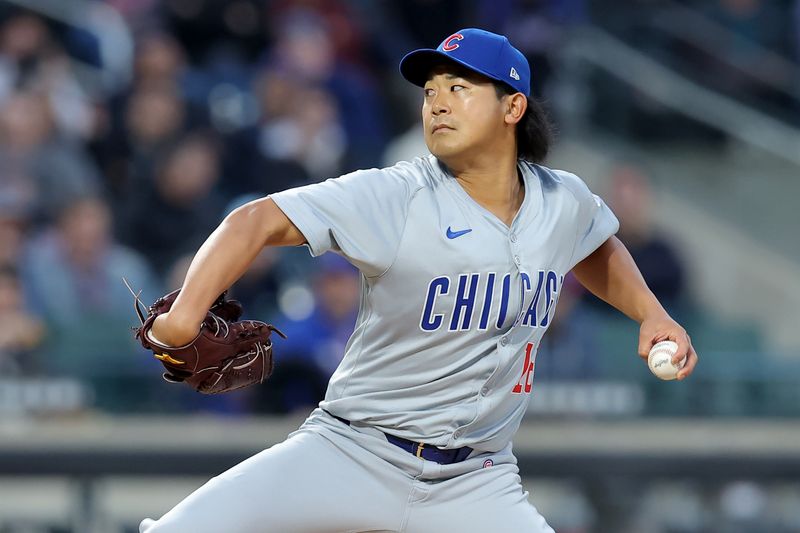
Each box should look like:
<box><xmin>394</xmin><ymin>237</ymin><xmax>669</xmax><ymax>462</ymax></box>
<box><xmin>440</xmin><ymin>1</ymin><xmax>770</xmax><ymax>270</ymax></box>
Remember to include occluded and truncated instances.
<box><xmin>442</xmin><ymin>33</ymin><xmax>463</xmax><ymax>52</ymax></box>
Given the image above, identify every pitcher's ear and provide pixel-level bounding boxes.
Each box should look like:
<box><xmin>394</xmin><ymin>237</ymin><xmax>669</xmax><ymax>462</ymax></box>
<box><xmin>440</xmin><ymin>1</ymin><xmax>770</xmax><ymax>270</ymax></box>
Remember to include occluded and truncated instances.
<box><xmin>504</xmin><ymin>93</ymin><xmax>527</xmax><ymax>125</ymax></box>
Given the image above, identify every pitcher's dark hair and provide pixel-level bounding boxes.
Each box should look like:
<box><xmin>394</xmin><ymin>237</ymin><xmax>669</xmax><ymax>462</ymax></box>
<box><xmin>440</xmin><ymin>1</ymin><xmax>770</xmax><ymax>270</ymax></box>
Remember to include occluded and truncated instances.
<box><xmin>494</xmin><ymin>84</ymin><xmax>554</xmax><ymax>164</ymax></box>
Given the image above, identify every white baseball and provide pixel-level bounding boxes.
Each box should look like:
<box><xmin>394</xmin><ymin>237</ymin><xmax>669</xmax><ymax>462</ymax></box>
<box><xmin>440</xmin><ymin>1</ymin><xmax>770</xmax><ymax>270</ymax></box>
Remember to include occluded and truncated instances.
<box><xmin>647</xmin><ymin>340</ymin><xmax>684</xmax><ymax>380</ymax></box>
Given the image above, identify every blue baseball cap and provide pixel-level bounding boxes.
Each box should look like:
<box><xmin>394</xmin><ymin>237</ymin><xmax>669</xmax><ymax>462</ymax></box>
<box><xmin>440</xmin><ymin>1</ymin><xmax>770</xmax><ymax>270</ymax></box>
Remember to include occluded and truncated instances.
<box><xmin>400</xmin><ymin>28</ymin><xmax>530</xmax><ymax>97</ymax></box>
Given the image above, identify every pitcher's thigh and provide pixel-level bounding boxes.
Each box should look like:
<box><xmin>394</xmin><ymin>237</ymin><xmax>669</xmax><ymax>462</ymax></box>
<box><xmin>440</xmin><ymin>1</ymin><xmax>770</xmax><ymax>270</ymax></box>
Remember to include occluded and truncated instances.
<box><xmin>406</xmin><ymin>464</ymin><xmax>554</xmax><ymax>533</ymax></box>
<box><xmin>140</xmin><ymin>430</ymin><xmax>402</xmax><ymax>533</ymax></box>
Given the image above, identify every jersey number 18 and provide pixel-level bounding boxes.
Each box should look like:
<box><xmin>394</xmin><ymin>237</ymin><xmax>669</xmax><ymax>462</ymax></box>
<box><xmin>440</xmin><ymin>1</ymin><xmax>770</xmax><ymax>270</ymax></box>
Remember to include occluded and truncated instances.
<box><xmin>511</xmin><ymin>342</ymin><xmax>536</xmax><ymax>394</ymax></box>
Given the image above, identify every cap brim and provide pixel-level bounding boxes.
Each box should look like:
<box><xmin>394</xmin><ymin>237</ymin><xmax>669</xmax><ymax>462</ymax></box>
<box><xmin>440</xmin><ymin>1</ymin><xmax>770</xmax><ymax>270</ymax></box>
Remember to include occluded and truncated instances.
<box><xmin>399</xmin><ymin>49</ymin><xmax>504</xmax><ymax>89</ymax></box>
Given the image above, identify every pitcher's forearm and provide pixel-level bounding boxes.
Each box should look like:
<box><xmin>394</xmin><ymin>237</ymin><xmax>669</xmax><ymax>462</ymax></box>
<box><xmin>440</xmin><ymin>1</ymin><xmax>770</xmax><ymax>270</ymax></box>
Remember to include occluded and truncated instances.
<box><xmin>171</xmin><ymin>216</ymin><xmax>267</xmax><ymax>329</ymax></box>
<box><xmin>154</xmin><ymin>198</ymin><xmax>304</xmax><ymax>345</ymax></box>
<box><xmin>572</xmin><ymin>236</ymin><xmax>667</xmax><ymax>324</ymax></box>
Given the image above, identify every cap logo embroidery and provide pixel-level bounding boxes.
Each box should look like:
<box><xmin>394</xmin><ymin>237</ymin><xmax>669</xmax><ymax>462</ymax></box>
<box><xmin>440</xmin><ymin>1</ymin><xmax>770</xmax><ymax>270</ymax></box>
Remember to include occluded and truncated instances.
<box><xmin>442</xmin><ymin>33</ymin><xmax>464</xmax><ymax>52</ymax></box>
<box><xmin>510</xmin><ymin>67</ymin><xmax>520</xmax><ymax>81</ymax></box>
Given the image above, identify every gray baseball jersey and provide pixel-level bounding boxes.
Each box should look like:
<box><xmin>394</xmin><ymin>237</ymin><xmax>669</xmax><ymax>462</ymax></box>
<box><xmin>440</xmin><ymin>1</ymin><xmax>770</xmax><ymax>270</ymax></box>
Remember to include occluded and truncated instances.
<box><xmin>271</xmin><ymin>154</ymin><xmax>618</xmax><ymax>452</ymax></box>
<box><xmin>140</xmin><ymin>156</ymin><xmax>616</xmax><ymax>533</ymax></box>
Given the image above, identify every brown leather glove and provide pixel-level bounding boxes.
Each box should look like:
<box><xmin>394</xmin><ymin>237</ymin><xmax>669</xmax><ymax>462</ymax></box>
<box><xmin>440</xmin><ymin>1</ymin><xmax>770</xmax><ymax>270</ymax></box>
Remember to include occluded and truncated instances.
<box><xmin>130</xmin><ymin>288</ymin><xmax>285</xmax><ymax>394</ymax></box>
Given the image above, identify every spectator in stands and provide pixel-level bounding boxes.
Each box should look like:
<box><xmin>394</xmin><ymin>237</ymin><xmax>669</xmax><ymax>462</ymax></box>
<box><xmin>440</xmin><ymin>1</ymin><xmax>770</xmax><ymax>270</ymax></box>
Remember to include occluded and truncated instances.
<box><xmin>0</xmin><ymin>90</ymin><xmax>101</xmax><ymax>222</ymax></box>
<box><xmin>265</xmin><ymin>9</ymin><xmax>388</xmax><ymax>170</ymax></box>
<box><xmin>129</xmin><ymin>31</ymin><xmax>216</xmax><ymax>112</ymax></box>
<box><xmin>599</xmin><ymin>164</ymin><xmax>687</xmax><ymax>314</ymax></box>
<box><xmin>255</xmin><ymin>254</ymin><xmax>360</xmax><ymax>414</ymax></box>
<box><xmin>117</xmin><ymin>132</ymin><xmax>227</xmax><ymax>275</ymax></box>
<box><xmin>0</xmin><ymin>11</ymin><xmax>95</xmax><ymax>141</ymax></box>
<box><xmin>219</xmin><ymin>68</ymin><xmax>311</xmax><ymax>197</ymax></box>
<box><xmin>266</xmin><ymin>0</ymin><xmax>368</xmax><ymax>66</ymax></box>
<box><xmin>98</xmin><ymin>33</ymin><xmax>213</xmax><ymax>199</ymax></box>
<box><xmin>0</xmin><ymin>11</ymin><xmax>53</xmax><ymax>102</ymax></box>
<box><xmin>121</xmin><ymin>83</ymin><xmax>187</xmax><ymax>183</ymax></box>
<box><xmin>257</xmin><ymin>83</ymin><xmax>347</xmax><ymax>178</ymax></box>
<box><xmin>133</xmin><ymin>32</ymin><xmax>186</xmax><ymax>88</ymax></box>
<box><xmin>22</xmin><ymin>195</ymin><xmax>159</xmax><ymax>376</ymax></box>
<box><xmin>0</xmin><ymin>265</ymin><xmax>44</xmax><ymax>376</ymax></box>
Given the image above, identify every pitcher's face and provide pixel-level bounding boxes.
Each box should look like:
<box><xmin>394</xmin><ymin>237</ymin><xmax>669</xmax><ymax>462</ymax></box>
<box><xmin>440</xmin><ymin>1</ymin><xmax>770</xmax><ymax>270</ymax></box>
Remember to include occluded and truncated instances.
<box><xmin>422</xmin><ymin>66</ymin><xmax>508</xmax><ymax>163</ymax></box>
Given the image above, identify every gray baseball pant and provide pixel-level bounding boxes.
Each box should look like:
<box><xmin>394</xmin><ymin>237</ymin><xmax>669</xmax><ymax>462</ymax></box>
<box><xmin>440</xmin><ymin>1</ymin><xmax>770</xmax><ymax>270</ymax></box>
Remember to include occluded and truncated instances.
<box><xmin>140</xmin><ymin>408</ymin><xmax>554</xmax><ymax>533</ymax></box>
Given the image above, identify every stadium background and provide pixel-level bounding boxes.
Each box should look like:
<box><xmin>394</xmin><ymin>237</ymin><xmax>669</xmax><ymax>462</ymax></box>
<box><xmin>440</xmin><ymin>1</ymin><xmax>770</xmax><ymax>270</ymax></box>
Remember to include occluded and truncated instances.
<box><xmin>1</xmin><ymin>0</ymin><xmax>799</xmax><ymax>531</ymax></box>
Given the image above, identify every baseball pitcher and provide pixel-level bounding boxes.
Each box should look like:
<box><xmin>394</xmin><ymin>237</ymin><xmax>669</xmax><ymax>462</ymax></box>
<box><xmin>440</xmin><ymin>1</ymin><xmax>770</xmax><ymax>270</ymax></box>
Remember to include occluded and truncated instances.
<box><xmin>136</xmin><ymin>28</ymin><xmax>698</xmax><ymax>533</ymax></box>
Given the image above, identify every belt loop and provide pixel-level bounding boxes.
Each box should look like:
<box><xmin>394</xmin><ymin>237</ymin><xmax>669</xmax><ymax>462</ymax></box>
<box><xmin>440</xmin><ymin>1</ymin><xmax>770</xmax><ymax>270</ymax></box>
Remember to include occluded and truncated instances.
<box><xmin>415</xmin><ymin>443</ymin><xmax>425</xmax><ymax>458</ymax></box>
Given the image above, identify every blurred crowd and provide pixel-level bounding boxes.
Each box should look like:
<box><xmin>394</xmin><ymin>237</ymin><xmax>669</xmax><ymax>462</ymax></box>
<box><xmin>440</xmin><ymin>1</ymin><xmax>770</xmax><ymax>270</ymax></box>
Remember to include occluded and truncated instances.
<box><xmin>1</xmin><ymin>0</ymin><xmax>793</xmax><ymax>416</ymax></box>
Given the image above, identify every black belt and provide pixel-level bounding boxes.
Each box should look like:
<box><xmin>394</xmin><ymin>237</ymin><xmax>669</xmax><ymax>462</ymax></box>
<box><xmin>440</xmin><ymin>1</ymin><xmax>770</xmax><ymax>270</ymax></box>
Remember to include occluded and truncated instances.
<box><xmin>323</xmin><ymin>410</ymin><xmax>473</xmax><ymax>465</ymax></box>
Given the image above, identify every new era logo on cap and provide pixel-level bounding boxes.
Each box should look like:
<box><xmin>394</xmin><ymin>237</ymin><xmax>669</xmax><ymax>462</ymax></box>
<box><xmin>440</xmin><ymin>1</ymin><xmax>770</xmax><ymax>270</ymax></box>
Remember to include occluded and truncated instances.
<box><xmin>399</xmin><ymin>28</ymin><xmax>531</xmax><ymax>97</ymax></box>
